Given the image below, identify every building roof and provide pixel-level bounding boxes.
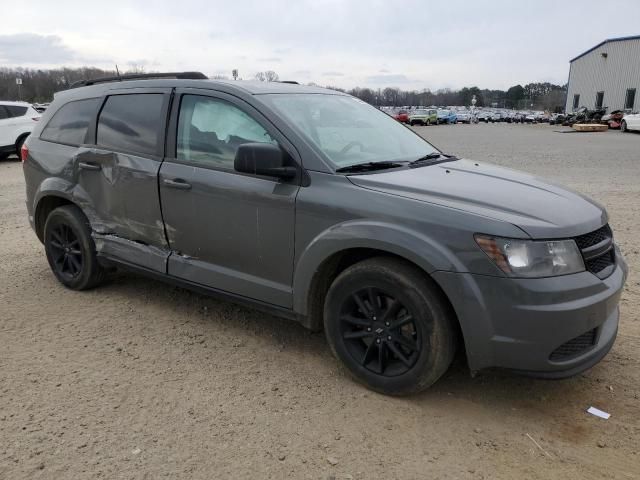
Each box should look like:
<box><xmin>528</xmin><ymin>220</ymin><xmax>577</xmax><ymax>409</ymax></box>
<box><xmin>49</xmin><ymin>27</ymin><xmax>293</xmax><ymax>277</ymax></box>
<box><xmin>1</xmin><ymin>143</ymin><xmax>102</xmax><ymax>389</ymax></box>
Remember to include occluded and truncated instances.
<box><xmin>570</xmin><ymin>35</ymin><xmax>640</xmax><ymax>63</ymax></box>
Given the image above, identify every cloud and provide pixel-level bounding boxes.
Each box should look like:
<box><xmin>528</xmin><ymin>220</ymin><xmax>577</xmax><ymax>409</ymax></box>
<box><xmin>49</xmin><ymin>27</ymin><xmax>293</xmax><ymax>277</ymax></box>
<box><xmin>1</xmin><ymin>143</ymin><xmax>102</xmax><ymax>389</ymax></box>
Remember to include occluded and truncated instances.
<box><xmin>365</xmin><ymin>74</ymin><xmax>413</xmax><ymax>85</ymax></box>
<box><xmin>0</xmin><ymin>33</ymin><xmax>74</xmax><ymax>63</ymax></box>
<box><xmin>3</xmin><ymin>2</ymin><xmax>640</xmax><ymax>90</ymax></box>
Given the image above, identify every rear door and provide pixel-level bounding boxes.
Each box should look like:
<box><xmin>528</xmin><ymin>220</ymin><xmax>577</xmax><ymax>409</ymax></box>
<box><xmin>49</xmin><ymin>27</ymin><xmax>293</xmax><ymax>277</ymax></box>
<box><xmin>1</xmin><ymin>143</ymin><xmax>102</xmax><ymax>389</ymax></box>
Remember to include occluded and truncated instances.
<box><xmin>1</xmin><ymin>105</ymin><xmax>29</xmax><ymax>147</ymax></box>
<box><xmin>74</xmin><ymin>88</ymin><xmax>172</xmax><ymax>271</ymax></box>
<box><xmin>159</xmin><ymin>89</ymin><xmax>300</xmax><ymax>307</ymax></box>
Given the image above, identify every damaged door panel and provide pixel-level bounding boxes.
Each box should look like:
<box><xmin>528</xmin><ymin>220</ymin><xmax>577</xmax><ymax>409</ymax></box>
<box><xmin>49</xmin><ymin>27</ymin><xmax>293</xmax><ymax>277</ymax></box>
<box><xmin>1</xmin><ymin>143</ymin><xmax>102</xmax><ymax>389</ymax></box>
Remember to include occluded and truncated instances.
<box><xmin>76</xmin><ymin>88</ymin><xmax>172</xmax><ymax>272</ymax></box>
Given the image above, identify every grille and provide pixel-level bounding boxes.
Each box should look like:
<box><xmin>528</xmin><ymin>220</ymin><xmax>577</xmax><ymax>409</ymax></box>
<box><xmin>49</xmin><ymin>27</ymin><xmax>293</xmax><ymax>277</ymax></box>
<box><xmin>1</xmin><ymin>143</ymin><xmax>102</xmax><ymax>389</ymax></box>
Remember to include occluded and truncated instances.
<box><xmin>550</xmin><ymin>328</ymin><xmax>598</xmax><ymax>361</ymax></box>
<box><xmin>586</xmin><ymin>250</ymin><xmax>615</xmax><ymax>274</ymax></box>
<box><xmin>574</xmin><ymin>225</ymin><xmax>612</xmax><ymax>250</ymax></box>
<box><xmin>574</xmin><ymin>224</ymin><xmax>615</xmax><ymax>278</ymax></box>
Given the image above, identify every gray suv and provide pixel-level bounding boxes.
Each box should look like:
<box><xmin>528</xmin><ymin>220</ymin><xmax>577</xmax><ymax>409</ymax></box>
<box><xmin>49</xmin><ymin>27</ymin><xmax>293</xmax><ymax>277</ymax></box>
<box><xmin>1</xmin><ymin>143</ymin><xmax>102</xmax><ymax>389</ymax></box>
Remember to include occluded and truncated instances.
<box><xmin>22</xmin><ymin>72</ymin><xmax>628</xmax><ymax>395</ymax></box>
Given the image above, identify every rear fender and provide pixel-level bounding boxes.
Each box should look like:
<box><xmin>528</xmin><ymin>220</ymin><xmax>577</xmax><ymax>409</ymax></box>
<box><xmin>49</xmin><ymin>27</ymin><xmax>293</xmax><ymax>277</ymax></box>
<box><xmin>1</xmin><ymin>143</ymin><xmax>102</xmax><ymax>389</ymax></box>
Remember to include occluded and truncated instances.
<box><xmin>33</xmin><ymin>177</ymin><xmax>103</xmax><ymax>232</ymax></box>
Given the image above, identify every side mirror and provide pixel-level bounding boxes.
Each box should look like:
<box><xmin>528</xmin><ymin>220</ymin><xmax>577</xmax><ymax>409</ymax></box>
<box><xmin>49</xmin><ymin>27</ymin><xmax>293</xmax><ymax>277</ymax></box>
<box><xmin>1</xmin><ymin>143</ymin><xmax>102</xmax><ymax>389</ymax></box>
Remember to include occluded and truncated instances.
<box><xmin>234</xmin><ymin>143</ymin><xmax>296</xmax><ymax>179</ymax></box>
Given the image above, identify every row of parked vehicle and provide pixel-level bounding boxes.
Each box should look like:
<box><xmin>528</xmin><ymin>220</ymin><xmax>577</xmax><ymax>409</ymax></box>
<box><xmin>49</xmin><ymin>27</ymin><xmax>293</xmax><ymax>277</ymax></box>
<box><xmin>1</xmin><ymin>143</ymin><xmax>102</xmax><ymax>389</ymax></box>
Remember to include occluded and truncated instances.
<box><xmin>386</xmin><ymin>105</ymin><xmax>640</xmax><ymax>131</ymax></box>
<box><xmin>548</xmin><ymin>107</ymin><xmax>640</xmax><ymax>131</ymax></box>
<box><xmin>387</xmin><ymin>106</ymin><xmax>553</xmax><ymax>126</ymax></box>
<box><xmin>390</xmin><ymin>108</ymin><xmax>459</xmax><ymax>126</ymax></box>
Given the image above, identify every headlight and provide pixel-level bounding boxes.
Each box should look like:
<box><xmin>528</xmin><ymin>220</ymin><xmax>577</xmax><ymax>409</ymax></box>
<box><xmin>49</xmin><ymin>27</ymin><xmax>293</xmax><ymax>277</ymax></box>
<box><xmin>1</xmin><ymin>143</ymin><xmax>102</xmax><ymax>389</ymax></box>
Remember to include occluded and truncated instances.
<box><xmin>475</xmin><ymin>235</ymin><xmax>585</xmax><ymax>278</ymax></box>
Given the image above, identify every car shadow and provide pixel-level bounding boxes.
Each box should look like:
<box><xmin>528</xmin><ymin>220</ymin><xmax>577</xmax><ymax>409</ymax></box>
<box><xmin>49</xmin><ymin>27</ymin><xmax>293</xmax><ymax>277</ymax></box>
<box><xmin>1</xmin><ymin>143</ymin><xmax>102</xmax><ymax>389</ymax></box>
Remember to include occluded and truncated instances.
<box><xmin>100</xmin><ymin>269</ymin><xmax>599</xmax><ymax>408</ymax></box>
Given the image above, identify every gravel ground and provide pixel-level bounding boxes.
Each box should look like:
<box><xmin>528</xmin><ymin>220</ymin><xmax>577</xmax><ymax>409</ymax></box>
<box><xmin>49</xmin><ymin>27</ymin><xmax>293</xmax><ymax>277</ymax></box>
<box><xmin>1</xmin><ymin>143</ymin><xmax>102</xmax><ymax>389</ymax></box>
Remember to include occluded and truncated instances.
<box><xmin>1</xmin><ymin>124</ymin><xmax>639</xmax><ymax>479</ymax></box>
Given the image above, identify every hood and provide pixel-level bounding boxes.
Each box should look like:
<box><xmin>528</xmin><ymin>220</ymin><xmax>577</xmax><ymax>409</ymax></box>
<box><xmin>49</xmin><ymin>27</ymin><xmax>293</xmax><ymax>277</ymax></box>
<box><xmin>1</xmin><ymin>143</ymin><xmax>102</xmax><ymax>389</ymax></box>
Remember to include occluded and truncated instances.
<box><xmin>348</xmin><ymin>159</ymin><xmax>607</xmax><ymax>238</ymax></box>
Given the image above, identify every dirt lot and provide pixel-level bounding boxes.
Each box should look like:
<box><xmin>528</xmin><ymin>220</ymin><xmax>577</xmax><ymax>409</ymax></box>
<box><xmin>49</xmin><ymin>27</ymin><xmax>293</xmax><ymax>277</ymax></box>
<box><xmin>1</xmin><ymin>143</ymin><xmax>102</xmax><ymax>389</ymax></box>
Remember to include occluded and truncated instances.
<box><xmin>1</xmin><ymin>124</ymin><xmax>639</xmax><ymax>479</ymax></box>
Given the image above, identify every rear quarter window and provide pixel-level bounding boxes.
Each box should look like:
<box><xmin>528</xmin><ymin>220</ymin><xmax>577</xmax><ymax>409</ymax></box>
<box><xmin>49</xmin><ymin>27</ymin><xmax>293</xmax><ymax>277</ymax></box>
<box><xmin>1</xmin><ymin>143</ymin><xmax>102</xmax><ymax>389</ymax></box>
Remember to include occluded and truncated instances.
<box><xmin>96</xmin><ymin>94</ymin><xmax>164</xmax><ymax>156</ymax></box>
<box><xmin>5</xmin><ymin>105</ymin><xmax>28</xmax><ymax>117</ymax></box>
<box><xmin>41</xmin><ymin>98</ymin><xmax>101</xmax><ymax>146</ymax></box>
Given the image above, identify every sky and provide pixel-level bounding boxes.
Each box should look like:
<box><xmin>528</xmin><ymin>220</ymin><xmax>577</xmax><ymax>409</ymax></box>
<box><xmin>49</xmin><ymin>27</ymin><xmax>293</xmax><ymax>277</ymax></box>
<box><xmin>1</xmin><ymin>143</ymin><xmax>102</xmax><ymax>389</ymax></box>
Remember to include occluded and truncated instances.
<box><xmin>2</xmin><ymin>0</ymin><xmax>640</xmax><ymax>91</ymax></box>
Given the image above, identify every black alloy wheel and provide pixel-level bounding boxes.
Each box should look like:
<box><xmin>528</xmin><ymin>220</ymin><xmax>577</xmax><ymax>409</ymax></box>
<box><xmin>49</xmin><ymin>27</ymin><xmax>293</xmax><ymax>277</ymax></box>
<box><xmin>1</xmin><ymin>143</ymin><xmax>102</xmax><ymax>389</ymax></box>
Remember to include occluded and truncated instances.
<box><xmin>324</xmin><ymin>257</ymin><xmax>457</xmax><ymax>395</ymax></box>
<box><xmin>47</xmin><ymin>223</ymin><xmax>84</xmax><ymax>281</ymax></box>
<box><xmin>339</xmin><ymin>287</ymin><xmax>420</xmax><ymax>377</ymax></box>
<box><xmin>44</xmin><ymin>205</ymin><xmax>106</xmax><ymax>290</ymax></box>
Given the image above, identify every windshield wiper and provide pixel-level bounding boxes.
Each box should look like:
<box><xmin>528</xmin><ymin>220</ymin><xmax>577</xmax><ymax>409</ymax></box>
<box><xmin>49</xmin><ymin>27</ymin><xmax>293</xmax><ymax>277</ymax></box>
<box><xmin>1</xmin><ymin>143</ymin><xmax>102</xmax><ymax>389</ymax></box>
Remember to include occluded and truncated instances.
<box><xmin>335</xmin><ymin>161</ymin><xmax>406</xmax><ymax>173</ymax></box>
<box><xmin>409</xmin><ymin>152</ymin><xmax>458</xmax><ymax>167</ymax></box>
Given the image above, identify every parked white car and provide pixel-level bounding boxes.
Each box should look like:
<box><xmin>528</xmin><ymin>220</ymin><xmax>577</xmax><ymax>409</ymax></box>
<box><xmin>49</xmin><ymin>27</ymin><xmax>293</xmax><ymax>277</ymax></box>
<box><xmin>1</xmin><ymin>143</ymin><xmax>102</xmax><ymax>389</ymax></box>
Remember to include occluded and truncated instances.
<box><xmin>456</xmin><ymin>111</ymin><xmax>472</xmax><ymax>123</ymax></box>
<box><xmin>0</xmin><ymin>101</ymin><xmax>41</xmax><ymax>159</ymax></box>
<box><xmin>621</xmin><ymin>112</ymin><xmax>640</xmax><ymax>132</ymax></box>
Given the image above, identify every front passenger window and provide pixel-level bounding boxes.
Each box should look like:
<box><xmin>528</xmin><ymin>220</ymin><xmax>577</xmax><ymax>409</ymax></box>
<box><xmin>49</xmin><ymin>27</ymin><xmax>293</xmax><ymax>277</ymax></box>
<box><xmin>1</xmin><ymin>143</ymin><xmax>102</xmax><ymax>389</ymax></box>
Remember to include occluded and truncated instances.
<box><xmin>177</xmin><ymin>95</ymin><xmax>277</xmax><ymax>170</ymax></box>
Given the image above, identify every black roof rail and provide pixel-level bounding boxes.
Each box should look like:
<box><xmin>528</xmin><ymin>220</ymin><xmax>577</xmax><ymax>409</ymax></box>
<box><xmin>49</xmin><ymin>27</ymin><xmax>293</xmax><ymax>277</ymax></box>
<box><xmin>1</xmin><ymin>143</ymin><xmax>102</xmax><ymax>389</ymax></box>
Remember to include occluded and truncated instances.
<box><xmin>278</xmin><ymin>80</ymin><xmax>299</xmax><ymax>84</ymax></box>
<box><xmin>69</xmin><ymin>71</ymin><xmax>208</xmax><ymax>89</ymax></box>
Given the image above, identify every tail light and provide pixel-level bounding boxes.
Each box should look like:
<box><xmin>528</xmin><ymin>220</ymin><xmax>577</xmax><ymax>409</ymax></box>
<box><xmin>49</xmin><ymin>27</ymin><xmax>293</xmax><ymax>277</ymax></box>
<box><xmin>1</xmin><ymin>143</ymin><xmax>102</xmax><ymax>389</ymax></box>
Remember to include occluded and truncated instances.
<box><xmin>20</xmin><ymin>144</ymin><xmax>29</xmax><ymax>163</ymax></box>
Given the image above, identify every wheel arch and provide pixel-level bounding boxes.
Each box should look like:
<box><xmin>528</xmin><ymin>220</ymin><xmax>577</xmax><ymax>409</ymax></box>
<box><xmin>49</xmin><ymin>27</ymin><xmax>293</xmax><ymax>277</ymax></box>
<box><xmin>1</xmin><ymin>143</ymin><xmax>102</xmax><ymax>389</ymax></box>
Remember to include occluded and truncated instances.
<box><xmin>34</xmin><ymin>194</ymin><xmax>76</xmax><ymax>242</ymax></box>
<box><xmin>15</xmin><ymin>131</ymin><xmax>30</xmax><ymax>145</ymax></box>
<box><xmin>293</xmin><ymin>222</ymin><xmax>464</xmax><ymax>334</ymax></box>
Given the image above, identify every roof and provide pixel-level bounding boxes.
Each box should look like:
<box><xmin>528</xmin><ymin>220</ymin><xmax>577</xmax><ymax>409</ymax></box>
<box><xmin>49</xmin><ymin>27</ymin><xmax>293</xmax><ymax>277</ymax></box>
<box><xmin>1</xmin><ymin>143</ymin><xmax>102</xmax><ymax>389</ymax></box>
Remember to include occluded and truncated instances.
<box><xmin>59</xmin><ymin>77</ymin><xmax>339</xmax><ymax>97</ymax></box>
<box><xmin>202</xmin><ymin>79</ymin><xmax>339</xmax><ymax>95</ymax></box>
<box><xmin>0</xmin><ymin>101</ymin><xmax>33</xmax><ymax>106</ymax></box>
<box><xmin>570</xmin><ymin>35</ymin><xmax>640</xmax><ymax>63</ymax></box>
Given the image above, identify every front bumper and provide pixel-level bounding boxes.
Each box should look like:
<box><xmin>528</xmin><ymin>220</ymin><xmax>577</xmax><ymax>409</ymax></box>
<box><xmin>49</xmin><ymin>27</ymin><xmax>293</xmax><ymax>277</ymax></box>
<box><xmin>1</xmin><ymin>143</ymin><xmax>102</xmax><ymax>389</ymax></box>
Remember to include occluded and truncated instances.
<box><xmin>433</xmin><ymin>249</ymin><xmax>628</xmax><ymax>376</ymax></box>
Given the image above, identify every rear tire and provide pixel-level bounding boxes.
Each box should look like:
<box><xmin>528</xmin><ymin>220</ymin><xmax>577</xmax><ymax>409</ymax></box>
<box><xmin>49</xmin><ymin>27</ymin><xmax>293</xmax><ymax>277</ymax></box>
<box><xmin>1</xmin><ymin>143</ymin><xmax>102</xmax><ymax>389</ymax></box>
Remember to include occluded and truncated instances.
<box><xmin>621</xmin><ymin>120</ymin><xmax>627</xmax><ymax>132</ymax></box>
<box><xmin>44</xmin><ymin>205</ymin><xmax>106</xmax><ymax>290</ymax></box>
<box><xmin>323</xmin><ymin>257</ymin><xmax>457</xmax><ymax>395</ymax></box>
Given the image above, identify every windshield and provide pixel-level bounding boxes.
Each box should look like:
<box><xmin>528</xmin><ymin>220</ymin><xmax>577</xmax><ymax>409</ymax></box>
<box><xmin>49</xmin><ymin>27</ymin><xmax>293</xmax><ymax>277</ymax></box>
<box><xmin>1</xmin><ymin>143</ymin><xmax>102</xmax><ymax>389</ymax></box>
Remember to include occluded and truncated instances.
<box><xmin>262</xmin><ymin>94</ymin><xmax>438</xmax><ymax>168</ymax></box>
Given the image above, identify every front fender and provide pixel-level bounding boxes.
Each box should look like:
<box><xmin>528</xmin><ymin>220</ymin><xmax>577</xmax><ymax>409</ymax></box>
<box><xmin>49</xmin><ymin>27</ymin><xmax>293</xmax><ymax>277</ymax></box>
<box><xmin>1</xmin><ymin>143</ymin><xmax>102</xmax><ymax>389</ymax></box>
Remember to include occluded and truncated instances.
<box><xmin>292</xmin><ymin>220</ymin><xmax>465</xmax><ymax>315</ymax></box>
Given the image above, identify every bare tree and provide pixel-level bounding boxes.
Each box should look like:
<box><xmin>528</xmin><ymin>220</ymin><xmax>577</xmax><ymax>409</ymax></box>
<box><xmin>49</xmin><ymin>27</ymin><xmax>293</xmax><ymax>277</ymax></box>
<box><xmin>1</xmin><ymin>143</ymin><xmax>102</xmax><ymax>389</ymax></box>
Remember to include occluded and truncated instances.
<box><xmin>255</xmin><ymin>70</ymin><xmax>279</xmax><ymax>82</ymax></box>
<box><xmin>125</xmin><ymin>63</ymin><xmax>146</xmax><ymax>74</ymax></box>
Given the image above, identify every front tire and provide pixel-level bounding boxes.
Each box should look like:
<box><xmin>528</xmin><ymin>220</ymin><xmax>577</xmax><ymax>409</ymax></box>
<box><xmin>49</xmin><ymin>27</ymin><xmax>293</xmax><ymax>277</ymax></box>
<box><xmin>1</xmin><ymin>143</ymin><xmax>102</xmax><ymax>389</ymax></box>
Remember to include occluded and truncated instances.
<box><xmin>323</xmin><ymin>257</ymin><xmax>457</xmax><ymax>395</ymax></box>
<box><xmin>44</xmin><ymin>205</ymin><xmax>106</xmax><ymax>290</ymax></box>
<box><xmin>621</xmin><ymin>120</ymin><xmax>627</xmax><ymax>132</ymax></box>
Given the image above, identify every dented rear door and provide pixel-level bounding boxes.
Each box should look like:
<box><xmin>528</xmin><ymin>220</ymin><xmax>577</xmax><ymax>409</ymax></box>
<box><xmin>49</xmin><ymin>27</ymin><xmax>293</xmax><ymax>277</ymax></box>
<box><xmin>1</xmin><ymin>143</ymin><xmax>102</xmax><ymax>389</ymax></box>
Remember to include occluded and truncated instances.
<box><xmin>75</xmin><ymin>88</ymin><xmax>172</xmax><ymax>272</ymax></box>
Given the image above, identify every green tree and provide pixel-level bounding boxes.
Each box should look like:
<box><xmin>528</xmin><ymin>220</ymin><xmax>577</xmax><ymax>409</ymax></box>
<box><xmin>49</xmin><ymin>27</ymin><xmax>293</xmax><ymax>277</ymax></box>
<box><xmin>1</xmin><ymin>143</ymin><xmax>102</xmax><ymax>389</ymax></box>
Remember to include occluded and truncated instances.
<box><xmin>506</xmin><ymin>85</ymin><xmax>525</xmax><ymax>108</ymax></box>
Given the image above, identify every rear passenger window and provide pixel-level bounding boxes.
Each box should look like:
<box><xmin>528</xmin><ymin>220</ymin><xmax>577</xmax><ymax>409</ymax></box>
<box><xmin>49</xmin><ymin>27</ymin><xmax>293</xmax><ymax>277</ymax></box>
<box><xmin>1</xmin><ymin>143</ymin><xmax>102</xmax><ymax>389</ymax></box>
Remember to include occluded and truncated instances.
<box><xmin>41</xmin><ymin>98</ymin><xmax>100</xmax><ymax>146</ymax></box>
<box><xmin>177</xmin><ymin>95</ymin><xmax>276</xmax><ymax>170</ymax></box>
<box><xmin>97</xmin><ymin>94</ymin><xmax>164</xmax><ymax>156</ymax></box>
<box><xmin>0</xmin><ymin>107</ymin><xmax>8</xmax><ymax>120</ymax></box>
<box><xmin>5</xmin><ymin>105</ymin><xmax>28</xmax><ymax>117</ymax></box>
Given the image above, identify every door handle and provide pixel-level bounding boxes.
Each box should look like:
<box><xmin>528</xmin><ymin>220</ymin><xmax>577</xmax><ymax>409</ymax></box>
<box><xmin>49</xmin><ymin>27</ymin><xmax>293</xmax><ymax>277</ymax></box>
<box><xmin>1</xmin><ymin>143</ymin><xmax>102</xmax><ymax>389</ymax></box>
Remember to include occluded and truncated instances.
<box><xmin>78</xmin><ymin>161</ymin><xmax>101</xmax><ymax>171</ymax></box>
<box><xmin>163</xmin><ymin>178</ymin><xmax>192</xmax><ymax>190</ymax></box>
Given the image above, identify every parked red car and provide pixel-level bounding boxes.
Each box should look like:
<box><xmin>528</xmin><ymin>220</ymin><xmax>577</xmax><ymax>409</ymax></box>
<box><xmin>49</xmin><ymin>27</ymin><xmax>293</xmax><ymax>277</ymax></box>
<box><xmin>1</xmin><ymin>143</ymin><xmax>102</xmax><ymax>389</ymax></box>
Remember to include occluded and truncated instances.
<box><xmin>393</xmin><ymin>109</ymin><xmax>409</xmax><ymax>124</ymax></box>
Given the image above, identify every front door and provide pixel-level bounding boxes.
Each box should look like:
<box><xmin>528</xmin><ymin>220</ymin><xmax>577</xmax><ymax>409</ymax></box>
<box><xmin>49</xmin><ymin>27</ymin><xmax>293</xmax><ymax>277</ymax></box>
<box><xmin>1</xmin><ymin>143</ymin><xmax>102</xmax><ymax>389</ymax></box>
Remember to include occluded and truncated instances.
<box><xmin>74</xmin><ymin>88</ymin><xmax>172</xmax><ymax>271</ymax></box>
<box><xmin>159</xmin><ymin>90</ymin><xmax>299</xmax><ymax>307</ymax></box>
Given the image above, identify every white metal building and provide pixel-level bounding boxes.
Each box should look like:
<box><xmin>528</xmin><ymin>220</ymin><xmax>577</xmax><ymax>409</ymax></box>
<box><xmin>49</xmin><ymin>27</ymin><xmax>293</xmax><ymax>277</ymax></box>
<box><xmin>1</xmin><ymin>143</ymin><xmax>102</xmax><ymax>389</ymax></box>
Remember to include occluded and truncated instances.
<box><xmin>565</xmin><ymin>35</ymin><xmax>640</xmax><ymax>113</ymax></box>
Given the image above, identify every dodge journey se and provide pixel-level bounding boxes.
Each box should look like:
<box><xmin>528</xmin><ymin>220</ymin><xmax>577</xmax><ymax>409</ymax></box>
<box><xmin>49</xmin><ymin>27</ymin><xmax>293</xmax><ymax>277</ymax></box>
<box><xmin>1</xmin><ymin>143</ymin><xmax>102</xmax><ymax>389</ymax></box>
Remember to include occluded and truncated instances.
<box><xmin>22</xmin><ymin>72</ymin><xmax>628</xmax><ymax>395</ymax></box>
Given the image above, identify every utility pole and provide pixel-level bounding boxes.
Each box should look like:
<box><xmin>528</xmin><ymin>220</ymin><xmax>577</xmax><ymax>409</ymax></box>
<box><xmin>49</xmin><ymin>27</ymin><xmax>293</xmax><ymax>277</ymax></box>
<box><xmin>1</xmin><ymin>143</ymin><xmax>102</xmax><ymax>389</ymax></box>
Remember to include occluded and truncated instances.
<box><xmin>16</xmin><ymin>77</ymin><xmax>22</xmax><ymax>101</ymax></box>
